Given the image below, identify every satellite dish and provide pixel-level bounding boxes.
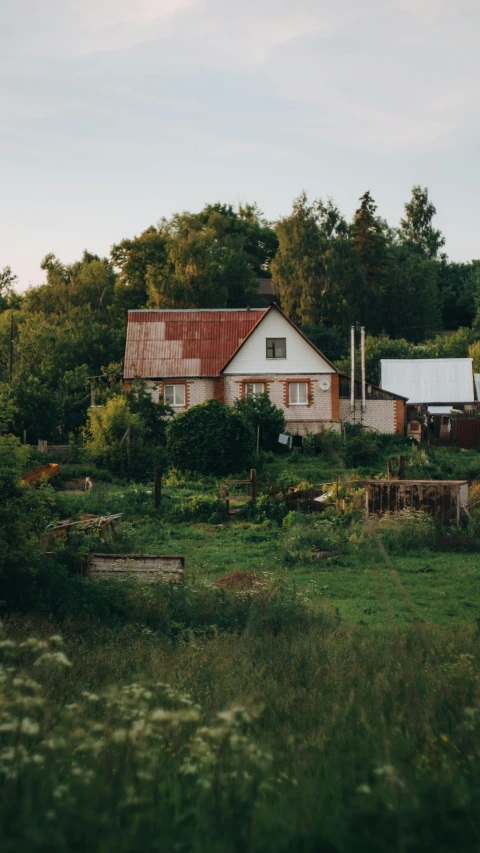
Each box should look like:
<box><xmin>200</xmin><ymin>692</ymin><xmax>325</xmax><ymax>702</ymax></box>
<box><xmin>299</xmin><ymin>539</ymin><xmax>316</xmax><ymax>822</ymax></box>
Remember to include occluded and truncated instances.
<box><xmin>319</xmin><ymin>377</ymin><xmax>331</xmax><ymax>391</ymax></box>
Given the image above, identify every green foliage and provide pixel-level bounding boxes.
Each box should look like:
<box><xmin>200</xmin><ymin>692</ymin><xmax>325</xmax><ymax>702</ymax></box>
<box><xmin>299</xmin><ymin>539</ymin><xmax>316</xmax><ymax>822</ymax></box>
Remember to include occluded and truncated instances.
<box><xmin>382</xmin><ymin>244</ymin><xmax>441</xmax><ymax>341</ymax></box>
<box><xmin>399</xmin><ymin>185</ymin><xmax>446</xmax><ymax>259</ymax></box>
<box><xmin>300</xmin><ymin>323</ymin><xmax>348</xmax><ymax>361</ymax></box>
<box><xmin>369</xmin><ymin>509</ymin><xmax>437</xmax><ymax>555</ymax></box>
<box><xmin>111</xmin><ymin>225</ymin><xmax>168</xmax><ymax>311</ymax></box>
<box><xmin>351</xmin><ymin>191</ymin><xmax>388</xmax><ymax>326</ymax></box>
<box><xmin>0</xmin><ymin>383</ymin><xmax>17</xmax><ymax>433</ymax></box>
<box><xmin>438</xmin><ymin>260</ymin><xmax>478</xmax><ymax>330</ymax></box>
<box><xmin>3</xmin><ymin>604</ymin><xmax>477</xmax><ymax>853</ymax></box>
<box><xmin>344</xmin><ymin>425</ymin><xmax>410</xmax><ymax>469</ymax></box>
<box><xmin>83</xmin><ymin>394</ymin><xmax>163</xmax><ymax>478</ymax></box>
<box><xmin>163</xmin><ymin>494</ymin><xmax>229</xmax><ymax>524</ymax></box>
<box><xmin>126</xmin><ymin>376</ymin><xmax>172</xmax><ymax>445</ymax></box>
<box><xmin>233</xmin><ymin>391</ymin><xmax>286</xmax><ymax>452</ymax></box>
<box><xmin>237</xmin><ymin>495</ymin><xmax>288</xmax><ymax>525</ymax></box>
<box><xmin>167</xmin><ymin>399</ymin><xmax>255</xmax><ymax>476</ymax></box>
<box><xmin>0</xmin><ymin>437</ymin><xmax>56</xmax><ymax>603</ymax></box>
<box><xmin>271</xmin><ymin>193</ymin><xmax>368</xmax><ymax>329</ymax></box>
<box><xmin>146</xmin><ymin>207</ymin><xmax>260</xmax><ymax>309</ymax></box>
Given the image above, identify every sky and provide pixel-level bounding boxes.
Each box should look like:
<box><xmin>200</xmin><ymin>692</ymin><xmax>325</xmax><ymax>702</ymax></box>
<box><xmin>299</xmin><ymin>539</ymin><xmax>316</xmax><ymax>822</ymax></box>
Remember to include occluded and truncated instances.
<box><xmin>1</xmin><ymin>0</ymin><xmax>479</xmax><ymax>290</ymax></box>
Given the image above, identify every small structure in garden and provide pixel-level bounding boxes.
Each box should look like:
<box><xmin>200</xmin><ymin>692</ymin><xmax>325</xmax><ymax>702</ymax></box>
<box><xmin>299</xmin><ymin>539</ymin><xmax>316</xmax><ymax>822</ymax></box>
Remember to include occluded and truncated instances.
<box><xmin>45</xmin><ymin>514</ymin><xmax>122</xmax><ymax>539</ymax></box>
<box><xmin>82</xmin><ymin>553</ymin><xmax>185</xmax><ymax>584</ymax></box>
<box><xmin>220</xmin><ymin>469</ymin><xmax>257</xmax><ymax>516</ymax></box>
<box><xmin>381</xmin><ymin>358</ymin><xmax>477</xmax><ymax>444</ymax></box>
<box><xmin>365</xmin><ymin>480</ymin><xmax>469</xmax><ymax>524</ymax></box>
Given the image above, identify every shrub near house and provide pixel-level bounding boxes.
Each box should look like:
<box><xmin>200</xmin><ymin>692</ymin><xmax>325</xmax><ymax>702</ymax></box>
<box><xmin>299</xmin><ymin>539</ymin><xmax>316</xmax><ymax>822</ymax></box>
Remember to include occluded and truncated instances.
<box><xmin>167</xmin><ymin>399</ymin><xmax>255</xmax><ymax>475</ymax></box>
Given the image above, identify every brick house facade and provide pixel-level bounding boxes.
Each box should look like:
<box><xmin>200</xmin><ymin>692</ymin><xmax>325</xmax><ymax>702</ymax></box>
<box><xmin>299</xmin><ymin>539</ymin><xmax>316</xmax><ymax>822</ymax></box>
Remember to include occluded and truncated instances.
<box><xmin>124</xmin><ymin>305</ymin><xmax>405</xmax><ymax>435</ymax></box>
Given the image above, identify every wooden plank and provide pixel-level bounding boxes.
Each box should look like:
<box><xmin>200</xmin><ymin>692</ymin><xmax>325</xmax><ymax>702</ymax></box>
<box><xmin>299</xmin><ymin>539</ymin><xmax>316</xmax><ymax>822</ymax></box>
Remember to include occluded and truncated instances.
<box><xmin>86</xmin><ymin>553</ymin><xmax>186</xmax><ymax>584</ymax></box>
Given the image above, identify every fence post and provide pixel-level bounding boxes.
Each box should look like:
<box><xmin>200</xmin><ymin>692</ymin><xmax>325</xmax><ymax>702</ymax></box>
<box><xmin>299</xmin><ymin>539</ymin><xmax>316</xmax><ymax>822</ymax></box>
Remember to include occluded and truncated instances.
<box><xmin>250</xmin><ymin>468</ymin><xmax>257</xmax><ymax>499</ymax></box>
<box><xmin>154</xmin><ymin>466</ymin><xmax>162</xmax><ymax>509</ymax></box>
<box><xmin>397</xmin><ymin>455</ymin><xmax>405</xmax><ymax>480</ymax></box>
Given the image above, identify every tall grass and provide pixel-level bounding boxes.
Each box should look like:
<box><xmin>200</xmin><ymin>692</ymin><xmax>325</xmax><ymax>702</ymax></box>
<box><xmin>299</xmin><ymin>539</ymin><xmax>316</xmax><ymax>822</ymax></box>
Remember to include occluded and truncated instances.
<box><xmin>1</xmin><ymin>613</ymin><xmax>479</xmax><ymax>852</ymax></box>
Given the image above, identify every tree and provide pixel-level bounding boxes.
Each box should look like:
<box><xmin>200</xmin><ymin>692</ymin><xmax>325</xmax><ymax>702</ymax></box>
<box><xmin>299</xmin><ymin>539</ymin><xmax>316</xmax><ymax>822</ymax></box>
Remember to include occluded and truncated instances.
<box><xmin>0</xmin><ymin>383</ymin><xmax>18</xmax><ymax>433</ymax></box>
<box><xmin>382</xmin><ymin>245</ymin><xmax>441</xmax><ymax>342</ymax></box>
<box><xmin>146</xmin><ymin>211</ymin><xmax>258</xmax><ymax>309</ymax></box>
<box><xmin>27</xmin><ymin>252</ymin><xmax>117</xmax><ymax>320</ymax></box>
<box><xmin>111</xmin><ymin>226</ymin><xmax>168</xmax><ymax>312</ymax></box>
<box><xmin>271</xmin><ymin>193</ymin><xmax>325</xmax><ymax>325</ymax></box>
<box><xmin>84</xmin><ymin>394</ymin><xmax>146</xmax><ymax>477</ymax></box>
<box><xmin>351</xmin><ymin>191</ymin><xmax>388</xmax><ymax>328</ymax></box>
<box><xmin>127</xmin><ymin>376</ymin><xmax>172</xmax><ymax>446</ymax></box>
<box><xmin>234</xmin><ymin>392</ymin><xmax>286</xmax><ymax>452</ymax></box>
<box><xmin>0</xmin><ymin>265</ymin><xmax>17</xmax><ymax>303</ymax></box>
<box><xmin>437</xmin><ymin>260</ymin><xmax>478</xmax><ymax>330</ymax></box>
<box><xmin>167</xmin><ymin>400</ymin><xmax>255</xmax><ymax>475</ymax></box>
<box><xmin>399</xmin><ymin>185</ymin><xmax>445</xmax><ymax>259</ymax></box>
<box><xmin>0</xmin><ymin>436</ymin><xmax>55</xmax><ymax>599</ymax></box>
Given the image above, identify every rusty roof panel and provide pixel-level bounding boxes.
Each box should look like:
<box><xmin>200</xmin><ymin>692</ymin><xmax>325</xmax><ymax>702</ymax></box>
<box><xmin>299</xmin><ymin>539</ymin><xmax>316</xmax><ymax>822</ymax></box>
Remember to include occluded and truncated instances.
<box><xmin>124</xmin><ymin>309</ymin><xmax>267</xmax><ymax>378</ymax></box>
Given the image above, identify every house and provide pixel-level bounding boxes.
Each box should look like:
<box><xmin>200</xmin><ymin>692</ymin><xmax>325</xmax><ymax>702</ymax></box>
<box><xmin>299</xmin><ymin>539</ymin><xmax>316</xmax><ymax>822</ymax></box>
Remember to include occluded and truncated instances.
<box><xmin>124</xmin><ymin>304</ymin><xmax>405</xmax><ymax>436</ymax></box>
<box><xmin>380</xmin><ymin>358</ymin><xmax>476</xmax><ymax>442</ymax></box>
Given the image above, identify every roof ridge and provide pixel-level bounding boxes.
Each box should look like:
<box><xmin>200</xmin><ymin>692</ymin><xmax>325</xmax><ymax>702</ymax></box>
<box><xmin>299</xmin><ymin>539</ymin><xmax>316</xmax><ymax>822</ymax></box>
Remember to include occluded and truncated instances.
<box><xmin>127</xmin><ymin>308</ymin><xmax>267</xmax><ymax>314</ymax></box>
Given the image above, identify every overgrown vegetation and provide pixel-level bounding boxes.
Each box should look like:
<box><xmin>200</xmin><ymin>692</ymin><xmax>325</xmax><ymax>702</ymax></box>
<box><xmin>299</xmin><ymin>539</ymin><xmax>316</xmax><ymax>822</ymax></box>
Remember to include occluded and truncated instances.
<box><xmin>2</xmin><ymin>413</ymin><xmax>480</xmax><ymax>850</ymax></box>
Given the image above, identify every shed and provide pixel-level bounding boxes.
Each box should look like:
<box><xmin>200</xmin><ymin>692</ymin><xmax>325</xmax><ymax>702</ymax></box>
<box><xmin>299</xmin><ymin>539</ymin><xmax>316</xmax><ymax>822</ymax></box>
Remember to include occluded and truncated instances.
<box><xmin>365</xmin><ymin>480</ymin><xmax>469</xmax><ymax>524</ymax></box>
<box><xmin>380</xmin><ymin>358</ymin><xmax>474</xmax><ymax>405</ymax></box>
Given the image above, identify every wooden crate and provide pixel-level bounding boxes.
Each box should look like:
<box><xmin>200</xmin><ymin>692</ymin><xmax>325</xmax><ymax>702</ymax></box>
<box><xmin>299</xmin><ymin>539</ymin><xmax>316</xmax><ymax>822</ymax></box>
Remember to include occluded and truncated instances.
<box><xmin>83</xmin><ymin>553</ymin><xmax>185</xmax><ymax>584</ymax></box>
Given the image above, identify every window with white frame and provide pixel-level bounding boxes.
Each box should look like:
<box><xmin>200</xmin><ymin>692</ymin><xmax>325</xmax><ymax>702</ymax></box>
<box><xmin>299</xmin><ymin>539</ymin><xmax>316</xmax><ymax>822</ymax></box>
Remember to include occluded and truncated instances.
<box><xmin>164</xmin><ymin>384</ymin><xmax>186</xmax><ymax>407</ymax></box>
<box><xmin>288</xmin><ymin>382</ymin><xmax>308</xmax><ymax>405</ymax></box>
<box><xmin>266</xmin><ymin>337</ymin><xmax>286</xmax><ymax>359</ymax></box>
<box><xmin>245</xmin><ymin>382</ymin><xmax>265</xmax><ymax>398</ymax></box>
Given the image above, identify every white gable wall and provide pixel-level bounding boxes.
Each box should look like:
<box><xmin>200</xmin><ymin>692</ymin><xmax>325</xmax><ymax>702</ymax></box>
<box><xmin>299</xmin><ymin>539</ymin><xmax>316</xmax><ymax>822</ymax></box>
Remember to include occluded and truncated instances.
<box><xmin>222</xmin><ymin>310</ymin><xmax>335</xmax><ymax>375</ymax></box>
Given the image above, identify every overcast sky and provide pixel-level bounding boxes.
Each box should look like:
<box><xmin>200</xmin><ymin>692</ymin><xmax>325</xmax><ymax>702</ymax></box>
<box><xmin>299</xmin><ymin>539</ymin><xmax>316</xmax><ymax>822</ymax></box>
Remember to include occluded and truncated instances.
<box><xmin>1</xmin><ymin>0</ymin><xmax>479</xmax><ymax>290</ymax></box>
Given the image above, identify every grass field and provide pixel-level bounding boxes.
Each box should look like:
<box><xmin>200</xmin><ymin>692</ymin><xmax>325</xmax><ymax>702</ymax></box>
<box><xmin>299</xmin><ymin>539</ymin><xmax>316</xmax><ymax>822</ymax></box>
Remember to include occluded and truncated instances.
<box><xmin>2</xmin><ymin>449</ymin><xmax>480</xmax><ymax>851</ymax></box>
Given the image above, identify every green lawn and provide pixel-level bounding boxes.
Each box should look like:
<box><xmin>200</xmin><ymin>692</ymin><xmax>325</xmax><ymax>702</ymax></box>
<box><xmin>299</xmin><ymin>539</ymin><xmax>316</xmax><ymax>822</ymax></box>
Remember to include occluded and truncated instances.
<box><xmin>54</xmin><ymin>467</ymin><xmax>480</xmax><ymax>630</ymax></box>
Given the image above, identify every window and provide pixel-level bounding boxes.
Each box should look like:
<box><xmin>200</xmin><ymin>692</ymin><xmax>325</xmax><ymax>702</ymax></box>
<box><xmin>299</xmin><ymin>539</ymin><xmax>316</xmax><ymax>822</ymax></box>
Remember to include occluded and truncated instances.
<box><xmin>164</xmin><ymin>384</ymin><xmax>185</xmax><ymax>407</ymax></box>
<box><xmin>288</xmin><ymin>382</ymin><xmax>308</xmax><ymax>405</ymax></box>
<box><xmin>245</xmin><ymin>383</ymin><xmax>265</xmax><ymax>398</ymax></box>
<box><xmin>266</xmin><ymin>337</ymin><xmax>286</xmax><ymax>359</ymax></box>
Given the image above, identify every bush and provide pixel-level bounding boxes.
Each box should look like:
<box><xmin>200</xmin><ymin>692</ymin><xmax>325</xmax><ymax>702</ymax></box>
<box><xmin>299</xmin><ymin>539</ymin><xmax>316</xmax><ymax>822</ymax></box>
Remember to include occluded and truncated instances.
<box><xmin>344</xmin><ymin>425</ymin><xmax>409</xmax><ymax>470</ymax></box>
<box><xmin>163</xmin><ymin>495</ymin><xmax>229</xmax><ymax>524</ymax></box>
<box><xmin>167</xmin><ymin>400</ymin><xmax>255</xmax><ymax>476</ymax></box>
<box><xmin>369</xmin><ymin>509</ymin><xmax>436</xmax><ymax>555</ymax></box>
<box><xmin>0</xmin><ymin>436</ymin><xmax>56</xmax><ymax>608</ymax></box>
<box><xmin>233</xmin><ymin>392</ymin><xmax>286</xmax><ymax>452</ymax></box>
<box><xmin>236</xmin><ymin>495</ymin><xmax>288</xmax><ymax>525</ymax></box>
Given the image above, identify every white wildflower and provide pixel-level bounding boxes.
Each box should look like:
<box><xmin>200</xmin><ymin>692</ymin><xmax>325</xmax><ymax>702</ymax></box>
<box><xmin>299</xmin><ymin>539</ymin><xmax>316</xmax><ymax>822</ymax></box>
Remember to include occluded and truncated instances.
<box><xmin>34</xmin><ymin>652</ymin><xmax>72</xmax><ymax>668</ymax></box>
<box><xmin>20</xmin><ymin>718</ymin><xmax>40</xmax><ymax>736</ymax></box>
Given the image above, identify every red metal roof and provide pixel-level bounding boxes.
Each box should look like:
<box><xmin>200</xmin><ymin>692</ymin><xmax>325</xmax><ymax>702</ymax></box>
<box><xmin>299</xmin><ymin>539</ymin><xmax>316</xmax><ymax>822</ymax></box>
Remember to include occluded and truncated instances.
<box><xmin>124</xmin><ymin>309</ymin><xmax>268</xmax><ymax>379</ymax></box>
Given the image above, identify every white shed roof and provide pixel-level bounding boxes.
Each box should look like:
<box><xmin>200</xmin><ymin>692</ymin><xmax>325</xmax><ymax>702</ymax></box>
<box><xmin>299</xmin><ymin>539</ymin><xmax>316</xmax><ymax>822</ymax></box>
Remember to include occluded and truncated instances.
<box><xmin>380</xmin><ymin>358</ymin><xmax>474</xmax><ymax>405</ymax></box>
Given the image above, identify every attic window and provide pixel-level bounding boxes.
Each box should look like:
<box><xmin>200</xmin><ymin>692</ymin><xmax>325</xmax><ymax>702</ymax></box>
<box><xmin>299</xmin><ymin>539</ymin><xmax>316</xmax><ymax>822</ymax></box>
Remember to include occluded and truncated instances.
<box><xmin>164</xmin><ymin>384</ymin><xmax>185</xmax><ymax>407</ymax></box>
<box><xmin>266</xmin><ymin>337</ymin><xmax>286</xmax><ymax>359</ymax></box>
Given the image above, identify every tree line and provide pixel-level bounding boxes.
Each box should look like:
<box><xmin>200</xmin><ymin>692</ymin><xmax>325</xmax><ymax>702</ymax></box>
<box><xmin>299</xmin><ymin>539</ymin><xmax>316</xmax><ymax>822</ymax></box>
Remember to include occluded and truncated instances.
<box><xmin>1</xmin><ymin>187</ymin><xmax>479</xmax><ymax>442</ymax></box>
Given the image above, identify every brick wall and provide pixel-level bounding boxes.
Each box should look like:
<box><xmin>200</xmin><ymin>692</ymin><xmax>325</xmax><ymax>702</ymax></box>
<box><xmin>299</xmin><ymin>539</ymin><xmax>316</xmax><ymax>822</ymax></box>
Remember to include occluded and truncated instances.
<box><xmin>146</xmin><ymin>379</ymin><xmax>214</xmax><ymax>408</ymax></box>
<box><xmin>395</xmin><ymin>399</ymin><xmax>406</xmax><ymax>436</ymax></box>
<box><xmin>339</xmin><ymin>399</ymin><xmax>397</xmax><ymax>433</ymax></box>
<box><xmin>224</xmin><ymin>374</ymin><xmax>339</xmax><ymax>434</ymax></box>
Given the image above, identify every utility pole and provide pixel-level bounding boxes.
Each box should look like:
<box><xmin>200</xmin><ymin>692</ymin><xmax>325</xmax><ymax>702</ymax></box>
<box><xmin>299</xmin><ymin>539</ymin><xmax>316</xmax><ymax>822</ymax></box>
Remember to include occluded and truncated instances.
<box><xmin>8</xmin><ymin>315</ymin><xmax>14</xmax><ymax>382</ymax></box>
<box><xmin>361</xmin><ymin>326</ymin><xmax>366</xmax><ymax>415</ymax></box>
<box><xmin>350</xmin><ymin>325</ymin><xmax>355</xmax><ymax>418</ymax></box>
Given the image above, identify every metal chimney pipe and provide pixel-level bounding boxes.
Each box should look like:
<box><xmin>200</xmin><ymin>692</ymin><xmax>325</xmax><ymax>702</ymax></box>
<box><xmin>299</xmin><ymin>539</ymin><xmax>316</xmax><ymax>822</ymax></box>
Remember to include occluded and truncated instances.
<box><xmin>361</xmin><ymin>326</ymin><xmax>366</xmax><ymax>414</ymax></box>
<box><xmin>350</xmin><ymin>325</ymin><xmax>355</xmax><ymax>414</ymax></box>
